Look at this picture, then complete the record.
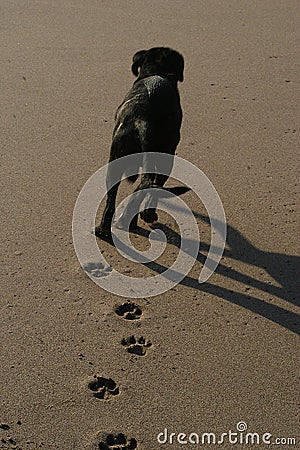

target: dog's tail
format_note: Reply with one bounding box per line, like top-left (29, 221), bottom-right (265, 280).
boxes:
top-left (126, 178), bottom-right (190, 196)
top-left (162, 186), bottom-right (190, 196)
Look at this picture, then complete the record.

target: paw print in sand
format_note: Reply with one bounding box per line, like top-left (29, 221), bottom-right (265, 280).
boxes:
top-left (84, 262), bottom-right (112, 278)
top-left (98, 433), bottom-right (137, 450)
top-left (88, 376), bottom-right (119, 399)
top-left (121, 335), bottom-right (152, 356)
top-left (115, 302), bottom-right (142, 320)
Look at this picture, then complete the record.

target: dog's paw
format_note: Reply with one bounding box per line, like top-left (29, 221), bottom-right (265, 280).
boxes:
top-left (140, 209), bottom-right (158, 224)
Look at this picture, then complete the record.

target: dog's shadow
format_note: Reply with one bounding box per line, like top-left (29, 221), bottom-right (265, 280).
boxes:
top-left (103, 212), bottom-right (300, 335)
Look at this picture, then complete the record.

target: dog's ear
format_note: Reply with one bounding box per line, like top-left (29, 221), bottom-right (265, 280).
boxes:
top-left (177, 66), bottom-right (184, 82)
top-left (131, 50), bottom-right (147, 76)
top-left (175, 53), bottom-right (184, 82)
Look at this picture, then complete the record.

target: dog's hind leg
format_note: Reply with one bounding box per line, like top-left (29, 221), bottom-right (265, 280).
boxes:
top-left (130, 121), bottom-right (160, 224)
top-left (140, 152), bottom-right (175, 223)
top-left (116, 150), bottom-right (157, 230)
top-left (116, 156), bottom-right (156, 230)
top-left (136, 152), bottom-right (160, 224)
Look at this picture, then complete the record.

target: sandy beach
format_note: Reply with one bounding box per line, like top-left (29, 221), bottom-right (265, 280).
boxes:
top-left (1, 1), bottom-right (299, 449)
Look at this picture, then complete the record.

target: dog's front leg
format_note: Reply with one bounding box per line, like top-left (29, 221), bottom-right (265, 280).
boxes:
top-left (95, 157), bottom-right (122, 239)
top-left (95, 182), bottom-right (120, 239)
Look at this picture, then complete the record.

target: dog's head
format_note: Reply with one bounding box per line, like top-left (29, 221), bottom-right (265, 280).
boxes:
top-left (131, 47), bottom-right (184, 82)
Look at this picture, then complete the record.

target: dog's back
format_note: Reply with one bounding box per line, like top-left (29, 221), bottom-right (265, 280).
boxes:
top-left (112, 74), bottom-right (182, 160)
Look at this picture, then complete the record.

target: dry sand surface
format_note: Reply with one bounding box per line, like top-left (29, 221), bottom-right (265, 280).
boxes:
top-left (1, 0), bottom-right (299, 449)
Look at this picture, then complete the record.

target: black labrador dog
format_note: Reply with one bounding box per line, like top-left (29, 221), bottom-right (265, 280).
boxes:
top-left (95, 47), bottom-right (188, 239)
